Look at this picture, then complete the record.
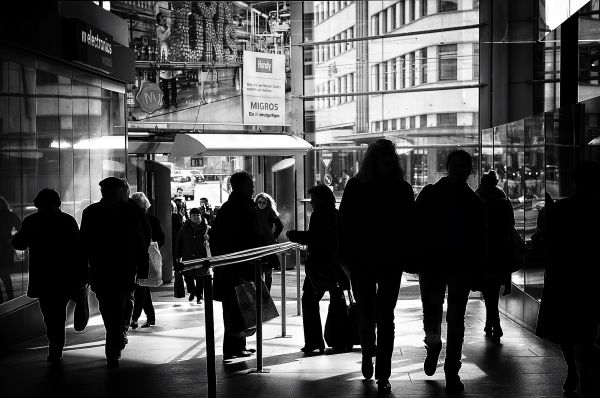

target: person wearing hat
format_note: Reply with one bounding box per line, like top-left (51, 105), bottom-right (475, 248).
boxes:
top-left (80, 177), bottom-right (151, 368)
top-left (12, 188), bottom-right (87, 363)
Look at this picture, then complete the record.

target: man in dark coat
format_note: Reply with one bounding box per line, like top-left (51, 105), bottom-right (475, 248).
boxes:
top-left (176, 207), bottom-right (208, 303)
top-left (11, 189), bottom-right (87, 363)
top-left (80, 177), bottom-right (151, 368)
top-left (209, 171), bottom-right (261, 359)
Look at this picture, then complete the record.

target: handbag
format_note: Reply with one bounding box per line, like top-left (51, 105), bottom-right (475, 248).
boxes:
top-left (73, 285), bottom-right (89, 332)
top-left (324, 287), bottom-right (353, 351)
top-left (174, 271), bottom-right (186, 298)
top-left (231, 281), bottom-right (279, 338)
top-left (138, 241), bottom-right (163, 287)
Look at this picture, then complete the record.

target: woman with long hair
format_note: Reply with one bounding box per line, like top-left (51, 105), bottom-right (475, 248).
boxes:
top-left (338, 139), bottom-right (415, 393)
top-left (254, 192), bottom-right (284, 291)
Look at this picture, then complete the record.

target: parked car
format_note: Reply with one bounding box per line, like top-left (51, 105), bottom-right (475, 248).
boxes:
top-left (190, 169), bottom-right (205, 183)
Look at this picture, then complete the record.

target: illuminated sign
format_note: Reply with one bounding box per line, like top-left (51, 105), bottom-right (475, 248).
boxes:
top-left (71, 19), bottom-right (113, 73)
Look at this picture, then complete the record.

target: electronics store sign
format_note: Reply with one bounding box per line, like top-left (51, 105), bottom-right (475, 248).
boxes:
top-left (72, 20), bottom-right (113, 73)
top-left (243, 51), bottom-right (285, 126)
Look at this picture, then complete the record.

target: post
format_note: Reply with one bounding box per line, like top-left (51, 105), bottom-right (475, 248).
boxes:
top-left (203, 269), bottom-right (217, 398)
top-left (255, 259), bottom-right (263, 372)
top-left (281, 253), bottom-right (286, 337)
top-left (296, 248), bottom-right (301, 316)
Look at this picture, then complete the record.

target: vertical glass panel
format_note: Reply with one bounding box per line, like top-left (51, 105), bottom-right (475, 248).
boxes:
top-left (73, 80), bottom-right (90, 222)
top-left (88, 85), bottom-right (103, 203)
top-left (36, 69), bottom-right (60, 196)
top-left (58, 76), bottom-right (75, 217)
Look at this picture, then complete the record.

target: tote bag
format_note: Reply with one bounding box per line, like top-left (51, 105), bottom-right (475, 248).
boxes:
top-left (231, 281), bottom-right (279, 337)
top-left (138, 241), bottom-right (163, 287)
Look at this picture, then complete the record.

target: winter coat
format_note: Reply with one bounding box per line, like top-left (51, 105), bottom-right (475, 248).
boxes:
top-left (536, 196), bottom-right (600, 344)
top-left (11, 210), bottom-right (87, 298)
top-left (175, 219), bottom-right (207, 277)
top-left (415, 176), bottom-right (486, 276)
top-left (80, 199), bottom-right (151, 295)
top-left (255, 207), bottom-right (284, 246)
top-left (148, 214), bottom-right (165, 248)
top-left (338, 176), bottom-right (415, 271)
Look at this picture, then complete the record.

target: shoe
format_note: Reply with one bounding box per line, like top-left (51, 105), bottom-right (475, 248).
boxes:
top-left (46, 354), bottom-right (62, 364)
top-left (197, 298), bottom-right (203, 304)
top-left (361, 354), bottom-right (374, 379)
top-left (484, 323), bottom-right (493, 338)
top-left (563, 370), bottom-right (579, 393)
top-left (106, 359), bottom-right (120, 369)
top-left (377, 380), bottom-right (391, 394)
top-left (162, 102), bottom-right (170, 110)
top-left (120, 335), bottom-right (128, 350)
top-left (300, 345), bottom-right (325, 354)
top-left (141, 321), bottom-right (155, 328)
top-left (130, 321), bottom-right (138, 330)
top-left (424, 340), bottom-right (442, 376)
top-left (491, 325), bottom-right (503, 343)
top-left (245, 348), bottom-right (256, 354)
top-left (188, 293), bottom-right (195, 302)
top-left (445, 374), bottom-right (464, 394)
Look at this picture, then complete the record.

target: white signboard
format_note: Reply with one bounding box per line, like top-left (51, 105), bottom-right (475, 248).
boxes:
top-left (243, 51), bottom-right (286, 126)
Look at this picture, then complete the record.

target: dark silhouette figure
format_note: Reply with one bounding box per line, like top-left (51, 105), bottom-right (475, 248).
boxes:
top-left (287, 184), bottom-right (339, 355)
top-left (176, 207), bottom-right (208, 304)
top-left (338, 139), bottom-right (415, 394)
top-left (415, 150), bottom-right (485, 393)
top-left (254, 192), bottom-right (284, 290)
top-left (130, 193), bottom-right (165, 329)
top-left (171, 200), bottom-right (184, 265)
top-left (536, 161), bottom-right (600, 395)
top-left (209, 171), bottom-right (261, 360)
top-left (475, 171), bottom-right (515, 343)
top-left (0, 196), bottom-right (21, 303)
top-left (11, 189), bottom-right (87, 363)
top-left (80, 177), bottom-right (151, 368)
top-left (199, 197), bottom-right (215, 226)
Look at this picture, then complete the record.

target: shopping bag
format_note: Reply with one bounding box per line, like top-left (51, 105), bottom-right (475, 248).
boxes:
top-left (174, 271), bottom-right (186, 298)
top-left (138, 241), bottom-right (163, 287)
top-left (73, 285), bottom-right (89, 332)
top-left (231, 281), bottom-right (279, 337)
top-left (324, 287), bottom-right (353, 351)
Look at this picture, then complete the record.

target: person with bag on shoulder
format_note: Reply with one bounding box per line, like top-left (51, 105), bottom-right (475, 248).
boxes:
top-left (209, 171), bottom-right (262, 360)
top-left (175, 207), bottom-right (208, 304)
top-left (254, 192), bottom-right (284, 290)
top-left (129, 192), bottom-right (165, 329)
top-left (11, 189), bottom-right (88, 363)
top-left (337, 139), bottom-right (415, 394)
top-left (287, 184), bottom-right (339, 355)
top-left (475, 171), bottom-right (515, 343)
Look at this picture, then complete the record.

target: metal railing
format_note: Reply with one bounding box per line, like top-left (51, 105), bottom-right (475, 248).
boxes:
top-left (180, 242), bottom-right (304, 398)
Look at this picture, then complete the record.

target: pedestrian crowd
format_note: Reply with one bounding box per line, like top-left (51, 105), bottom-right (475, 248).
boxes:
top-left (4, 139), bottom-right (599, 396)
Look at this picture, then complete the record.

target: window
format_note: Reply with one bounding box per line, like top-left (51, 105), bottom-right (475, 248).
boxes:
top-left (399, 56), bottom-right (405, 88)
top-left (391, 119), bottom-right (397, 130)
top-left (390, 4), bottom-right (396, 30)
top-left (341, 30), bottom-right (347, 52)
top-left (335, 34), bottom-right (341, 56)
top-left (372, 65), bottom-right (379, 91)
top-left (383, 120), bottom-right (389, 130)
top-left (439, 44), bottom-right (458, 80)
top-left (400, 118), bottom-right (406, 129)
top-left (410, 52), bottom-right (416, 86)
top-left (379, 63), bottom-right (385, 91)
top-left (381, 9), bottom-right (387, 33)
top-left (438, 0), bottom-right (458, 12)
top-left (348, 73), bottom-right (354, 100)
top-left (375, 121), bottom-right (381, 131)
top-left (420, 114), bottom-right (428, 128)
top-left (422, 0), bottom-right (428, 16)
top-left (383, 61), bottom-right (389, 90)
top-left (389, 60), bottom-right (396, 90)
top-left (315, 4), bottom-right (320, 23)
top-left (410, 0), bottom-right (415, 21)
top-left (437, 113), bottom-right (458, 126)
top-left (421, 48), bottom-right (428, 84)
top-left (474, 0), bottom-right (479, 9)
top-left (372, 14), bottom-right (379, 36)
top-left (399, 0), bottom-right (405, 26)
top-left (410, 116), bottom-right (416, 129)
top-left (473, 43), bottom-right (479, 80)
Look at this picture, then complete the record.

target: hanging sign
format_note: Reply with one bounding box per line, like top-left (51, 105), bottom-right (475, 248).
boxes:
top-left (70, 19), bottom-right (113, 73)
top-left (243, 51), bottom-right (286, 126)
top-left (322, 151), bottom-right (333, 168)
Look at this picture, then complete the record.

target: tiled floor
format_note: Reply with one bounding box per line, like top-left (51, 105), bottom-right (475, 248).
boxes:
top-left (0, 278), bottom-right (595, 398)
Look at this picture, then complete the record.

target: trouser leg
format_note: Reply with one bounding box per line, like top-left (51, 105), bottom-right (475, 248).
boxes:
top-left (301, 279), bottom-right (325, 348)
top-left (222, 290), bottom-right (246, 356)
top-left (374, 270), bottom-right (402, 381)
top-left (123, 291), bottom-right (134, 332)
top-left (142, 287), bottom-right (155, 323)
top-left (98, 293), bottom-right (130, 360)
top-left (184, 274), bottom-right (195, 294)
top-left (195, 276), bottom-right (204, 299)
top-left (482, 280), bottom-right (501, 326)
top-left (170, 78), bottom-right (177, 104)
top-left (38, 295), bottom-right (70, 357)
top-left (263, 268), bottom-right (273, 292)
top-left (350, 270), bottom-right (377, 356)
top-left (443, 276), bottom-right (470, 375)
top-left (132, 284), bottom-right (145, 322)
top-left (419, 273), bottom-right (446, 346)
top-left (161, 78), bottom-right (171, 106)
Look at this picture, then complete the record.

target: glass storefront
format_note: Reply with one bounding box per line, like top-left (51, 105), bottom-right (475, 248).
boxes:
top-left (0, 55), bottom-right (127, 304)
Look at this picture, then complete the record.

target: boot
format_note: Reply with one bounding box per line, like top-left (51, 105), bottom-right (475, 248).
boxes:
top-left (445, 374), bottom-right (465, 394)
top-left (424, 340), bottom-right (442, 376)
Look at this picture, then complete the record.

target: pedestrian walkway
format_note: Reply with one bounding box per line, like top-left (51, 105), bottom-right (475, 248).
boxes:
top-left (0, 284), bottom-right (584, 398)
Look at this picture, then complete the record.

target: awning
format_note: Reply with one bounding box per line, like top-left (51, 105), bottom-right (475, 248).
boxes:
top-left (170, 133), bottom-right (312, 157)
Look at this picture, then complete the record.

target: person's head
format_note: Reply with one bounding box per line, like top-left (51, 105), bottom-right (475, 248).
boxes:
top-left (357, 139), bottom-right (405, 183)
top-left (130, 192), bottom-right (151, 212)
top-left (480, 170), bottom-right (499, 187)
top-left (157, 12), bottom-right (166, 27)
top-left (446, 150), bottom-right (472, 182)
top-left (307, 184), bottom-right (336, 212)
top-left (33, 188), bottom-right (61, 212)
top-left (189, 207), bottom-right (201, 224)
top-left (200, 197), bottom-right (209, 206)
top-left (229, 171), bottom-right (254, 198)
top-left (99, 177), bottom-right (126, 203)
top-left (255, 192), bottom-right (278, 214)
top-left (573, 160), bottom-right (600, 199)
top-left (176, 187), bottom-right (183, 197)
top-left (0, 196), bottom-right (11, 213)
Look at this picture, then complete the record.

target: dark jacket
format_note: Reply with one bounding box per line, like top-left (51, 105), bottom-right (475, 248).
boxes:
top-left (80, 199), bottom-right (151, 295)
top-left (176, 219), bottom-right (208, 261)
top-left (209, 191), bottom-right (261, 297)
top-left (255, 207), bottom-right (284, 245)
top-left (148, 213), bottom-right (165, 248)
top-left (11, 210), bottom-right (87, 298)
top-left (475, 184), bottom-right (515, 278)
top-left (338, 176), bottom-right (415, 270)
top-left (415, 177), bottom-right (486, 275)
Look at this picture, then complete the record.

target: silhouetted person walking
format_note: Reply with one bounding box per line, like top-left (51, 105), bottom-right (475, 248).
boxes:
top-left (338, 139), bottom-right (415, 394)
top-left (536, 161), bottom-right (600, 395)
top-left (475, 171), bottom-right (515, 343)
top-left (11, 189), bottom-right (87, 363)
top-left (130, 192), bottom-right (165, 329)
top-left (210, 171), bottom-right (261, 359)
top-left (176, 207), bottom-right (208, 304)
top-left (415, 150), bottom-right (485, 393)
top-left (80, 177), bottom-right (151, 368)
top-left (0, 196), bottom-right (21, 303)
top-left (287, 184), bottom-right (339, 355)
top-left (254, 192), bottom-right (284, 290)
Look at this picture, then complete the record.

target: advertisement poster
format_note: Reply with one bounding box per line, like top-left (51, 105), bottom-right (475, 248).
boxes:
top-left (243, 51), bottom-right (286, 126)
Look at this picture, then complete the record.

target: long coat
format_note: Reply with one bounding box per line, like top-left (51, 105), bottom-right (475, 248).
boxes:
top-left (11, 210), bottom-right (87, 298)
top-left (175, 219), bottom-right (208, 277)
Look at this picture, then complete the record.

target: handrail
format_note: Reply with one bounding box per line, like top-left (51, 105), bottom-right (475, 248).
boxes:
top-left (179, 242), bottom-right (304, 398)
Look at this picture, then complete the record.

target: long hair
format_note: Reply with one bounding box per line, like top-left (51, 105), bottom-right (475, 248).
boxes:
top-left (356, 139), bottom-right (405, 183)
top-left (255, 192), bottom-right (279, 216)
top-left (307, 184), bottom-right (336, 210)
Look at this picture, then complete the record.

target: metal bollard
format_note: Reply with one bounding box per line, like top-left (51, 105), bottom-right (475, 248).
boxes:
top-left (255, 260), bottom-right (263, 372)
top-left (296, 249), bottom-right (302, 316)
top-left (281, 252), bottom-right (286, 337)
top-left (202, 268), bottom-right (217, 398)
